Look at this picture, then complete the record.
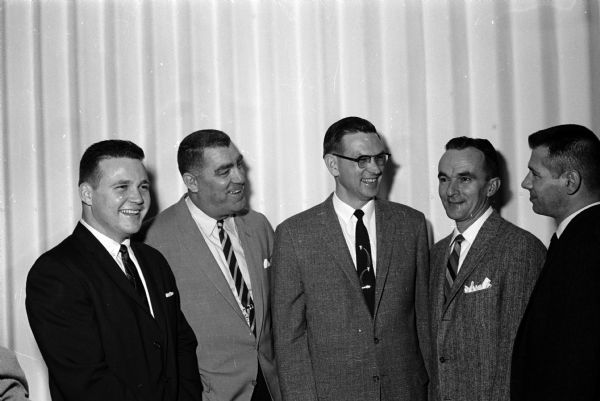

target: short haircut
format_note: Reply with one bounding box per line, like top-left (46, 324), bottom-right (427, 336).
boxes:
top-left (177, 129), bottom-right (232, 175)
top-left (323, 116), bottom-right (379, 157)
top-left (79, 140), bottom-right (145, 187)
top-left (444, 136), bottom-right (500, 180)
top-left (528, 124), bottom-right (600, 191)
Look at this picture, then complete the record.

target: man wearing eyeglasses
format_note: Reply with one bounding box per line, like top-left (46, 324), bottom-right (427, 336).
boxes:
top-left (271, 116), bottom-right (430, 401)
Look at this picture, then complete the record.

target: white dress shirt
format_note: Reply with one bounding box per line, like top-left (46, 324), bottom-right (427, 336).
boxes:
top-left (185, 196), bottom-right (253, 318)
top-left (332, 193), bottom-right (378, 273)
top-left (448, 206), bottom-right (493, 273)
top-left (80, 219), bottom-right (155, 317)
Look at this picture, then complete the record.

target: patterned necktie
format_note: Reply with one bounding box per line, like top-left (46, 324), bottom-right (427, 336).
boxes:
top-left (445, 234), bottom-right (464, 300)
top-left (217, 219), bottom-right (255, 334)
top-left (119, 244), bottom-right (149, 310)
top-left (354, 209), bottom-right (376, 316)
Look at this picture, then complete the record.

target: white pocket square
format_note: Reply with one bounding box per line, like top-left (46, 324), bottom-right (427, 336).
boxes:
top-left (165, 291), bottom-right (174, 298)
top-left (464, 277), bottom-right (492, 293)
top-left (263, 258), bottom-right (271, 269)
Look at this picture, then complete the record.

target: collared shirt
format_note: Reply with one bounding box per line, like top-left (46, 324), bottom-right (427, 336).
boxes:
top-left (556, 201), bottom-right (600, 238)
top-left (185, 196), bottom-right (253, 315)
top-left (79, 219), bottom-right (155, 317)
top-left (332, 193), bottom-right (377, 273)
top-left (448, 206), bottom-right (493, 273)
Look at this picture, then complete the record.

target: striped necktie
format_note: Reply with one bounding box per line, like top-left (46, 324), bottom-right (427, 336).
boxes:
top-left (217, 219), bottom-right (255, 335)
top-left (445, 234), bottom-right (464, 300)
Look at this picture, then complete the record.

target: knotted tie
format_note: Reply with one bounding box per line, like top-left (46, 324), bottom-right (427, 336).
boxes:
top-left (445, 234), bottom-right (464, 300)
top-left (217, 219), bottom-right (255, 334)
top-left (354, 209), bottom-right (376, 316)
top-left (119, 244), bottom-right (149, 310)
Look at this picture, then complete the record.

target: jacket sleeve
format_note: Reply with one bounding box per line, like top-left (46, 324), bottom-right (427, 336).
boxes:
top-left (0, 346), bottom-right (30, 401)
top-left (25, 256), bottom-right (140, 401)
top-left (270, 223), bottom-right (319, 401)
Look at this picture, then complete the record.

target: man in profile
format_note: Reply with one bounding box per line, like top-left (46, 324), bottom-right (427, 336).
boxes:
top-left (512, 124), bottom-right (600, 401)
top-left (429, 137), bottom-right (545, 401)
top-left (26, 140), bottom-right (202, 401)
top-left (271, 116), bottom-right (429, 400)
top-left (145, 130), bottom-right (281, 401)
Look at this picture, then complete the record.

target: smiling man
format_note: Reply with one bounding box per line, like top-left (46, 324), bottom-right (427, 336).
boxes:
top-left (271, 116), bottom-right (430, 401)
top-left (26, 140), bottom-right (202, 401)
top-left (511, 125), bottom-right (600, 401)
top-left (429, 137), bottom-right (545, 401)
top-left (144, 130), bottom-right (281, 401)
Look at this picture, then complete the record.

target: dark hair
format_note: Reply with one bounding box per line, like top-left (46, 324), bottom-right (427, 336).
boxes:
top-left (323, 116), bottom-right (379, 157)
top-left (528, 124), bottom-right (600, 191)
top-left (79, 140), bottom-right (145, 186)
top-left (177, 129), bottom-right (231, 175)
top-left (445, 136), bottom-right (500, 179)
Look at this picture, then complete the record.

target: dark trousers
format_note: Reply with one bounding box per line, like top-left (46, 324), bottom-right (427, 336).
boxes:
top-left (250, 363), bottom-right (271, 401)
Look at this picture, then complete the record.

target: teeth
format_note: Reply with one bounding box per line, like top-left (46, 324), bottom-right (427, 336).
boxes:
top-left (363, 178), bottom-right (377, 183)
top-left (120, 210), bottom-right (140, 215)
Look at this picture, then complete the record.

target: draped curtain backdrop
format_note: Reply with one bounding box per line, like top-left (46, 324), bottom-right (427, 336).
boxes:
top-left (2, 0), bottom-right (599, 398)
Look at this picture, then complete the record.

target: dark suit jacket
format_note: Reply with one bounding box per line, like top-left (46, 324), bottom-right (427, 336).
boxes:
top-left (271, 195), bottom-right (430, 401)
top-left (429, 211), bottom-right (545, 401)
top-left (144, 196), bottom-right (281, 401)
top-left (26, 223), bottom-right (202, 401)
top-left (511, 204), bottom-right (600, 401)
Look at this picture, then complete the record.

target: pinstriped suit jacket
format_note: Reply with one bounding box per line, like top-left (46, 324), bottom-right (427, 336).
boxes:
top-left (271, 195), bottom-right (430, 401)
top-left (429, 211), bottom-right (545, 401)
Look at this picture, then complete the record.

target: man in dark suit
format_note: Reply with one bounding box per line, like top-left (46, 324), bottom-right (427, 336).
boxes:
top-left (26, 140), bottom-right (202, 401)
top-left (144, 130), bottom-right (281, 401)
top-left (511, 124), bottom-right (600, 401)
top-left (429, 137), bottom-right (545, 401)
top-left (271, 116), bottom-right (430, 401)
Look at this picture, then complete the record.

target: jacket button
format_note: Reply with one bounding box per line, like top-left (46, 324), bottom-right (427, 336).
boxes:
top-left (439, 356), bottom-right (447, 363)
top-left (372, 375), bottom-right (380, 382)
top-left (153, 341), bottom-right (161, 349)
top-left (374, 337), bottom-right (380, 344)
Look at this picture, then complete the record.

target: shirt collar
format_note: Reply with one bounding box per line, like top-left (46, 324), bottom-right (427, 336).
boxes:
top-left (332, 192), bottom-right (375, 225)
top-left (185, 196), bottom-right (234, 238)
top-left (556, 201), bottom-right (600, 238)
top-left (451, 206), bottom-right (493, 245)
top-left (79, 218), bottom-right (128, 259)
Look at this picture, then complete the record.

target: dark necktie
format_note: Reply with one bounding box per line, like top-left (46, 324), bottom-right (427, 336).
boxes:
top-left (119, 244), bottom-right (149, 310)
top-left (445, 234), bottom-right (464, 300)
top-left (217, 219), bottom-right (255, 335)
top-left (354, 209), bottom-right (376, 316)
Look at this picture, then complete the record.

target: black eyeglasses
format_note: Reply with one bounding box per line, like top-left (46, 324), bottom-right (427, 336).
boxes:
top-left (332, 152), bottom-right (391, 169)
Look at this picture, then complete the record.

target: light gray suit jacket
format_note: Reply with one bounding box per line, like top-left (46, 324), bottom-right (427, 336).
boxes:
top-left (145, 196), bottom-right (281, 401)
top-left (429, 211), bottom-right (545, 401)
top-left (271, 195), bottom-right (430, 401)
top-left (0, 346), bottom-right (29, 401)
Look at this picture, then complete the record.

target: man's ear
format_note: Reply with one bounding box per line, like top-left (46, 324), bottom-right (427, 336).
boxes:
top-left (79, 183), bottom-right (93, 206)
top-left (486, 177), bottom-right (501, 198)
top-left (564, 170), bottom-right (582, 195)
top-left (182, 172), bottom-right (198, 192)
top-left (324, 154), bottom-right (339, 178)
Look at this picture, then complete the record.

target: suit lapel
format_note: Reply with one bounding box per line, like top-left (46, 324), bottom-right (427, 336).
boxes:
top-left (374, 200), bottom-right (393, 316)
top-left (442, 211), bottom-right (502, 316)
top-left (131, 243), bottom-right (167, 334)
top-left (434, 234), bottom-right (453, 320)
top-left (320, 197), bottom-right (362, 289)
top-left (173, 198), bottom-right (247, 323)
top-left (235, 214), bottom-right (265, 339)
top-left (73, 224), bottom-right (159, 322)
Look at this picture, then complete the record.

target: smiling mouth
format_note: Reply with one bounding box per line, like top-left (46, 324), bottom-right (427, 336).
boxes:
top-left (362, 177), bottom-right (379, 184)
top-left (228, 187), bottom-right (245, 196)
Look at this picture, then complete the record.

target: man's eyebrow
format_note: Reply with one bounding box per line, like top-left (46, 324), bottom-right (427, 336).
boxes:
top-left (214, 162), bottom-right (234, 173)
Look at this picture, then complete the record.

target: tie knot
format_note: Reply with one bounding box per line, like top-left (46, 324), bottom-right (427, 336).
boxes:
top-left (354, 209), bottom-right (365, 220)
top-left (119, 244), bottom-right (129, 257)
top-left (454, 234), bottom-right (465, 245)
top-left (217, 219), bottom-right (225, 230)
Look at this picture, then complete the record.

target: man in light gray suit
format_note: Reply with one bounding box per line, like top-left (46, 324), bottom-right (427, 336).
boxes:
top-left (145, 130), bottom-right (281, 401)
top-left (271, 116), bottom-right (430, 401)
top-left (429, 137), bottom-right (545, 401)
